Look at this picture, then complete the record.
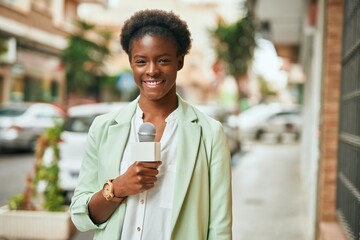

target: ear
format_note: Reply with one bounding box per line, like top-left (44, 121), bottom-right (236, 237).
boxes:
top-left (177, 55), bottom-right (185, 70)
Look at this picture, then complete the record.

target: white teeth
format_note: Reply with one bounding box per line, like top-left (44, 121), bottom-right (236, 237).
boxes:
top-left (146, 81), bottom-right (162, 86)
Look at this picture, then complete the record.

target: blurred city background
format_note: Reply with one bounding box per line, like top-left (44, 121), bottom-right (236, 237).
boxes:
top-left (0, 0), bottom-right (357, 240)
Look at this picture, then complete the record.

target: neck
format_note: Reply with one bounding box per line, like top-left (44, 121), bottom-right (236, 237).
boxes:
top-left (138, 95), bottom-right (178, 122)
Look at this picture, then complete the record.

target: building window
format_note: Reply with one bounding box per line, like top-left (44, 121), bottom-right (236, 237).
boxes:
top-left (1, 0), bottom-right (31, 13)
top-left (31, 0), bottom-right (52, 15)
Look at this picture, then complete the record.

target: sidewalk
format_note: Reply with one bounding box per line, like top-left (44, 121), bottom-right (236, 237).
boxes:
top-left (232, 142), bottom-right (307, 240)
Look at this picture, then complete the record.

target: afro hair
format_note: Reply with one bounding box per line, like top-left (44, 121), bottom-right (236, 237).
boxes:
top-left (120, 9), bottom-right (192, 56)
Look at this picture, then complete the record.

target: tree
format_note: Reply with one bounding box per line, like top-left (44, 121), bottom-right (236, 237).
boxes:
top-left (0, 39), bottom-right (7, 55)
top-left (210, 1), bottom-right (257, 100)
top-left (61, 20), bottom-right (112, 98)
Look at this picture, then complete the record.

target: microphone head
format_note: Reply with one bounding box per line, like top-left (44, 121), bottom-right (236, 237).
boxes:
top-left (138, 122), bottom-right (156, 142)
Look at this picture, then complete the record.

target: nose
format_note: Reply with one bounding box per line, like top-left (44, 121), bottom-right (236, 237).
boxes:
top-left (146, 62), bottom-right (160, 76)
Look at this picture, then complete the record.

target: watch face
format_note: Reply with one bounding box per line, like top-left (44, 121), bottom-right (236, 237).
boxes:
top-left (104, 183), bottom-right (111, 194)
top-left (103, 181), bottom-right (114, 200)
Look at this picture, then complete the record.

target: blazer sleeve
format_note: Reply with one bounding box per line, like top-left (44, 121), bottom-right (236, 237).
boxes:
top-left (70, 117), bottom-right (108, 232)
top-left (208, 121), bottom-right (233, 240)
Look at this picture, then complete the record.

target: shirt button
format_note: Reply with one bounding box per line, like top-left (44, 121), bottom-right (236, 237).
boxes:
top-left (137, 227), bottom-right (141, 231)
top-left (140, 199), bottom-right (144, 204)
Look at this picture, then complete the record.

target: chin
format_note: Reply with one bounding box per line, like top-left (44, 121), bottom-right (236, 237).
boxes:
top-left (143, 92), bottom-right (175, 102)
top-left (141, 93), bottom-right (163, 101)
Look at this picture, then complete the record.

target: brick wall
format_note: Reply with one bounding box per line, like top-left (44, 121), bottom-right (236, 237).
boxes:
top-left (317, 0), bottom-right (346, 239)
top-left (318, 0), bottom-right (342, 223)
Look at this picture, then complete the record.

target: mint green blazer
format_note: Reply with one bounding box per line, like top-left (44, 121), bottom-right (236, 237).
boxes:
top-left (70, 95), bottom-right (232, 240)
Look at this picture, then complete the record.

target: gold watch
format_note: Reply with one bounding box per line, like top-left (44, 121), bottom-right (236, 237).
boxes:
top-left (102, 179), bottom-right (127, 203)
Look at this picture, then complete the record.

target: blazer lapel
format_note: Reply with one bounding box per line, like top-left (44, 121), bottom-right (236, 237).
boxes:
top-left (104, 124), bottom-right (130, 178)
top-left (101, 99), bottom-right (138, 180)
top-left (171, 97), bottom-right (201, 229)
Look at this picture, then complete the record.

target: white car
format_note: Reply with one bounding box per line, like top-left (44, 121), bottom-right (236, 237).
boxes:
top-left (59, 102), bottom-right (128, 201)
top-left (237, 103), bottom-right (302, 142)
top-left (193, 103), bottom-right (241, 156)
top-left (0, 102), bottom-right (65, 151)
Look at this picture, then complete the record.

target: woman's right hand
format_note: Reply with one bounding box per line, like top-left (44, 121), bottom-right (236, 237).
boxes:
top-left (112, 161), bottom-right (162, 197)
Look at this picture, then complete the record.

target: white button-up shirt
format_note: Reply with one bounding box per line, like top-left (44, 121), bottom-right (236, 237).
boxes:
top-left (120, 105), bottom-right (178, 240)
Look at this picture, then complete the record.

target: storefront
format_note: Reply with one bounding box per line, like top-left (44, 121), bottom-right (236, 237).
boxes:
top-left (0, 46), bottom-right (65, 105)
top-left (10, 48), bottom-right (64, 103)
top-left (0, 1), bottom-right (69, 106)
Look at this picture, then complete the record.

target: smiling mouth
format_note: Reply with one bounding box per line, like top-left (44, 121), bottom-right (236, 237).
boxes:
top-left (142, 80), bottom-right (165, 86)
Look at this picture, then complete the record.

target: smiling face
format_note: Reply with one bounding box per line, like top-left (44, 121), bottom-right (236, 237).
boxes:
top-left (129, 35), bottom-right (184, 104)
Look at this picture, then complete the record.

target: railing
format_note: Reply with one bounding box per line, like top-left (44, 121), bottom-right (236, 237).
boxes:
top-left (337, 1), bottom-right (360, 239)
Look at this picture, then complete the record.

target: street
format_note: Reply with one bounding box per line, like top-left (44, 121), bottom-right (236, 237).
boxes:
top-left (0, 151), bottom-right (34, 206)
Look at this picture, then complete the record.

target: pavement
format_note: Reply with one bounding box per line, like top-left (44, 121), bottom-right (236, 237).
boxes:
top-left (73, 140), bottom-right (308, 240)
top-left (232, 141), bottom-right (307, 240)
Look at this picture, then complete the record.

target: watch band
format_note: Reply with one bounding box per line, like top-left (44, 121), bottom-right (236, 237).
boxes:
top-left (112, 196), bottom-right (127, 203)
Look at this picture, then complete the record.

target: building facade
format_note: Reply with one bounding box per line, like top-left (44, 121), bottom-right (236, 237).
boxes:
top-left (320, 0), bottom-right (360, 239)
top-left (301, 0), bottom-right (359, 239)
top-left (256, 0), bottom-right (359, 239)
top-left (300, 0), bottom-right (358, 239)
top-left (0, 0), bottom-right (106, 106)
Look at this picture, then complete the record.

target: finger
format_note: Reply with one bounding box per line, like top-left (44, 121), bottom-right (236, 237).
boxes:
top-left (135, 179), bottom-right (156, 193)
top-left (138, 183), bottom-right (155, 193)
top-left (140, 168), bottom-right (159, 177)
top-left (144, 182), bottom-right (155, 189)
top-left (133, 165), bottom-right (159, 176)
top-left (145, 167), bottom-right (159, 175)
top-left (139, 161), bottom-right (162, 169)
top-left (137, 175), bottom-right (157, 184)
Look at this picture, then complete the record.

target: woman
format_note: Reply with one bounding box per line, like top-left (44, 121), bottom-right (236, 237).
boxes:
top-left (70, 9), bottom-right (232, 240)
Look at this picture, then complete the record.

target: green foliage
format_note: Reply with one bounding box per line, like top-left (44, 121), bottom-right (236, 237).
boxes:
top-left (8, 193), bottom-right (24, 210)
top-left (61, 20), bottom-right (112, 95)
top-left (101, 75), bottom-right (117, 88)
top-left (210, 3), bottom-right (257, 79)
top-left (8, 123), bottom-right (66, 212)
top-left (0, 39), bottom-right (7, 55)
top-left (35, 123), bottom-right (64, 212)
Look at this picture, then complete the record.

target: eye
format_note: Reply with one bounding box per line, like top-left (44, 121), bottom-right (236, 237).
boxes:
top-left (159, 58), bottom-right (170, 64)
top-left (134, 59), bottom-right (146, 65)
top-left (135, 60), bottom-right (145, 65)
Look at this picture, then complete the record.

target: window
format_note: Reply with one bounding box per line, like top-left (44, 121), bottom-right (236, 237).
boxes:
top-left (1, 0), bottom-right (31, 13)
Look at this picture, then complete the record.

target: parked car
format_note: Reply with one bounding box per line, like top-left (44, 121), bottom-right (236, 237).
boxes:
top-left (237, 103), bottom-right (302, 142)
top-left (59, 102), bottom-right (128, 201)
top-left (260, 109), bottom-right (302, 140)
top-left (193, 103), bottom-right (241, 156)
top-left (0, 102), bottom-right (65, 151)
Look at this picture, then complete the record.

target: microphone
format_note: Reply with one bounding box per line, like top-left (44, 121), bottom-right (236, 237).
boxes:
top-left (138, 122), bottom-right (156, 142)
top-left (131, 122), bottom-right (161, 162)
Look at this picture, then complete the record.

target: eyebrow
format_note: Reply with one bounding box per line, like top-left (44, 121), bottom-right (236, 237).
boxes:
top-left (132, 53), bottom-right (174, 58)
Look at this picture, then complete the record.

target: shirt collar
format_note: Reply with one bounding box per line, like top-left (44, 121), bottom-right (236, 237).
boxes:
top-left (135, 104), bottom-right (179, 123)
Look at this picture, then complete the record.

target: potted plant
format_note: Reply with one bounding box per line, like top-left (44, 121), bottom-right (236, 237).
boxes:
top-left (0, 123), bottom-right (76, 240)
